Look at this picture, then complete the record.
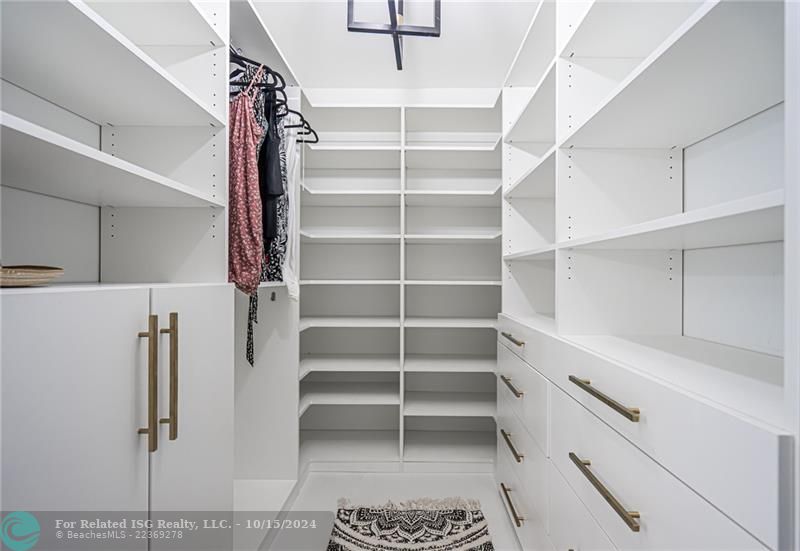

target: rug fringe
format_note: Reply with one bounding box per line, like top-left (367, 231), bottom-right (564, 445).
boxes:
top-left (337, 497), bottom-right (482, 511)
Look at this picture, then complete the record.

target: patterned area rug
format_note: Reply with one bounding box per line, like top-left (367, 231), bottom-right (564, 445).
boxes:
top-left (327, 498), bottom-right (494, 551)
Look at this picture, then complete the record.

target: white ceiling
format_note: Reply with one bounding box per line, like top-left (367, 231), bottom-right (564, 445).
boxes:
top-left (251, 0), bottom-right (539, 89)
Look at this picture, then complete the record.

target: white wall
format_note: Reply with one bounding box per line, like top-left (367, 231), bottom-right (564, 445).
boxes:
top-left (0, 187), bottom-right (99, 282)
top-left (682, 103), bottom-right (785, 355)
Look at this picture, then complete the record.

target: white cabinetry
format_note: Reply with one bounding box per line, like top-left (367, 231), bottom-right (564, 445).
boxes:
top-left (497, 2), bottom-right (796, 550)
top-left (1, 284), bottom-right (233, 516)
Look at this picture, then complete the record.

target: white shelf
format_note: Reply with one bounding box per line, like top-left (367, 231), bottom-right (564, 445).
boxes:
top-left (503, 245), bottom-right (557, 261)
top-left (1, 113), bottom-right (224, 208)
top-left (299, 382), bottom-right (400, 416)
top-left (504, 145), bottom-right (556, 199)
top-left (405, 231), bottom-right (502, 244)
top-left (302, 187), bottom-right (401, 196)
top-left (562, 1), bottom-right (784, 148)
top-left (566, 334), bottom-right (785, 429)
top-left (404, 392), bottom-right (496, 417)
top-left (403, 431), bottom-right (496, 463)
top-left (405, 137), bottom-right (502, 152)
top-left (563, 190), bottom-right (784, 251)
top-left (1, 1), bottom-right (223, 126)
top-left (300, 430), bottom-right (400, 463)
top-left (300, 280), bottom-right (401, 286)
top-left (299, 317), bottom-right (401, 331)
top-left (299, 355), bottom-right (401, 379)
top-left (504, 60), bottom-right (556, 144)
top-left (259, 282), bottom-right (286, 288)
top-left (559, 0), bottom-right (703, 59)
top-left (404, 318), bottom-right (497, 329)
top-left (230, 0), bottom-right (299, 86)
top-left (308, 142), bottom-right (402, 151)
top-left (300, 229), bottom-right (401, 244)
top-left (499, 312), bottom-right (558, 338)
top-left (405, 280), bottom-right (502, 287)
top-left (405, 190), bottom-right (500, 208)
top-left (87, 0), bottom-right (224, 47)
top-left (404, 355), bottom-right (496, 373)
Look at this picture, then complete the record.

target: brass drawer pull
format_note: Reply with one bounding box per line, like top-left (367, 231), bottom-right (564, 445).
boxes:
top-left (500, 429), bottom-right (524, 463)
top-left (159, 312), bottom-right (179, 441)
top-left (569, 375), bottom-right (640, 422)
top-left (138, 314), bottom-right (159, 453)
top-left (501, 331), bottom-right (525, 347)
top-left (569, 452), bottom-right (641, 532)
top-left (500, 483), bottom-right (524, 527)
top-left (500, 375), bottom-right (524, 398)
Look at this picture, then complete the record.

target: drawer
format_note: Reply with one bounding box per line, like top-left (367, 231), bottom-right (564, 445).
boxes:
top-left (497, 314), bottom-right (546, 368)
top-left (550, 387), bottom-right (767, 550)
top-left (548, 460), bottom-right (615, 551)
top-left (496, 446), bottom-right (553, 551)
top-left (497, 342), bottom-right (549, 455)
top-left (552, 337), bottom-right (790, 549)
top-left (496, 407), bottom-right (547, 520)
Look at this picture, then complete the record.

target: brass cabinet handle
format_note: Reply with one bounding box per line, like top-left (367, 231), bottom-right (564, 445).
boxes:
top-left (569, 375), bottom-right (640, 422)
top-left (569, 452), bottom-right (641, 532)
top-left (159, 312), bottom-right (179, 441)
top-left (500, 429), bottom-right (524, 463)
top-left (501, 331), bottom-right (525, 347)
top-left (500, 375), bottom-right (524, 398)
top-left (500, 483), bottom-right (524, 527)
top-left (138, 314), bottom-right (159, 453)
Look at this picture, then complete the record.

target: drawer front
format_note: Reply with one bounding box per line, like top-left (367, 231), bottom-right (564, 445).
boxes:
top-left (496, 448), bottom-right (553, 551)
top-left (496, 407), bottom-right (547, 519)
top-left (552, 338), bottom-right (789, 549)
top-left (548, 461), bottom-right (615, 551)
top-left (497, 343), bottom-right (549, 455)
top-left (550, 387), bottom-right (767, 550)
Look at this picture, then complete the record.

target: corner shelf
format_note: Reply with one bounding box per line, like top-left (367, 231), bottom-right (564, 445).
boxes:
top-left (1, 112), bottom-right (224, 208)
top-left (405, 231), bottom-right (502, 244)
top-left (1, 0), bottom-right (223, 126)
top-left (403, 431), bottom-right (496, 463)
top-left (404, 391), bottom-right (496, 417)
top-left (404, 318), bottom-right (497, 329)
top-left (561, 1), bottom-right (784, 148)
top-left (300, 430), bottom-right (400, 463)
top-left (404, 355), bottom-right (496, 373)
top-left (299, 382), bottom-right (400, 416)
top-left (300, 229), bottom-right (401, 244)
top-left (299, 317), bottom-right (401, 331)
top-left (299, 355), bottom-right (401, 379)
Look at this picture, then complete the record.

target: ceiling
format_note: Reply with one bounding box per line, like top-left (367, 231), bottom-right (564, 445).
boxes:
top-left (252, 0), bottom-right (539, 89)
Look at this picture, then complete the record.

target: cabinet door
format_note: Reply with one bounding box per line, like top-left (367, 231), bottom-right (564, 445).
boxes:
top-left (149, 284), bottom-right (234, 512)
top-left (1, 287), bottom-right (150, 515)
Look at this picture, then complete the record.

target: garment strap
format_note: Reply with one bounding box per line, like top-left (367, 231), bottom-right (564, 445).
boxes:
top-left (245, 65), bottom-right (265, 97)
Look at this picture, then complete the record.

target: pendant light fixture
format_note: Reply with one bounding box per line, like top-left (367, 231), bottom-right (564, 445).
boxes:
top-left (347, 0), bottom-right (441, 70)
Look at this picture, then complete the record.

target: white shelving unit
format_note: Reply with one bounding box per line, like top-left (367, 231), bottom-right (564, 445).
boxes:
top-left (499, 2), bottom-right (796, 549)
top-left (0, 0), bottom-right (228, 285)
top-left (298, 100), bottom-right (501, 469)
top-left (1, 1), bottom-right (224, 127)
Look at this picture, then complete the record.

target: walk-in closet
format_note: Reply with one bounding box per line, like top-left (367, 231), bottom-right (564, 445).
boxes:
top-left (1, 1), bottom-right (798, 550)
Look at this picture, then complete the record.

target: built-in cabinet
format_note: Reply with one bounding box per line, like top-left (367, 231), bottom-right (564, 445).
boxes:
top-left (1, 285), bottom-right (233, 514)
top-left (0, 1), bottom-right (235, 542)
top-left (496, 1), bottom-right (797, 550)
